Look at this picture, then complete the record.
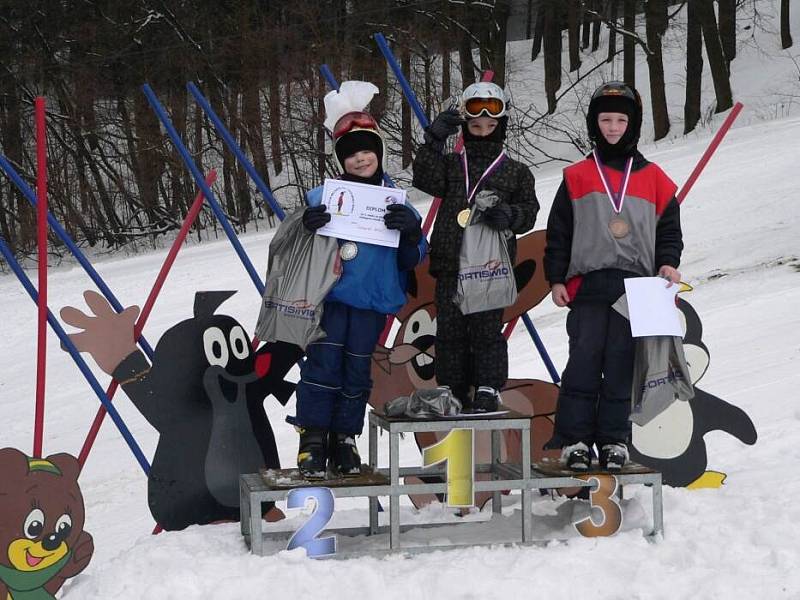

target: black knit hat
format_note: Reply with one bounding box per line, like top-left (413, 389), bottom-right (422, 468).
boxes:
top-left (586, 82), bottom-right (643, 157)
top-left (334, 129), bottom-right (384, 169)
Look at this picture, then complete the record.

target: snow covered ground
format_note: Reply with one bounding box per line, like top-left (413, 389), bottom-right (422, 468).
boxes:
top-left (3, 2), bottom-right (800, 596)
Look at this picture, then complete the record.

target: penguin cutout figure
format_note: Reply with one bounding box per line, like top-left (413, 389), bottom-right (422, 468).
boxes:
top-left (630, 292), bottom-right (757, 487)
top-left (62, 290), bottom-right (303, 530)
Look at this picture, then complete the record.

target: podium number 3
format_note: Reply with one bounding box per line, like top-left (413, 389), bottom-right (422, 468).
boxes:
top-left (286, 487), bottom-right (336, 557)
top-left (573, 474), bottom-right (623, 537)
top-left (422, 428), bottom-right (475, 507)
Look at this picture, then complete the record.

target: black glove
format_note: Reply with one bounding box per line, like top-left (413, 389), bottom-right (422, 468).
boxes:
top-left (302, 204), bottom-right (331, 232)
top-left (481, 202), bottom-right (514, 231)
top-left (423, 108), bottom-right (465, 151)
top-left (384, 204), bottom-right (422, 243)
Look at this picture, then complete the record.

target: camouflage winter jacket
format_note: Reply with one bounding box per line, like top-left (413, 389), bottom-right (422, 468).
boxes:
top-left (412, 139), bottom-right (539, 276)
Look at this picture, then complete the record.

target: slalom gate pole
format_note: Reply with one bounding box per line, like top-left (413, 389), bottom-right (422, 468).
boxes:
top-left (142, 84), bottom-right (265, 296)
top-left (0, 235), bottom-right (151, 474)
top-left (78, 171), bottom-right (218, 468)
top-left (0, 156), bottom-right (156, 360)
top-left (33, 97), bottom-right (47, 458)
top-left (677, 102), bottom-right (743, 204)
top-left (373, 33), bottom-right (429, 128)
top-left (521, 313), bottom-right (560, 383)
top-left (186, 82), bottom-right (286, 221)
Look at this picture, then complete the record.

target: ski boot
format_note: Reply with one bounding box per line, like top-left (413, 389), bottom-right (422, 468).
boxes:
top-left (470, 386), bottom-right (501, 413)
top-left (297, 427), bottom-right (328, 480)
top-left (599, 442), bottom-right (629, 472)
top-left (329, 432), bottom-right (362, 477)
top-left (561, 441), bottom-right (591, 471)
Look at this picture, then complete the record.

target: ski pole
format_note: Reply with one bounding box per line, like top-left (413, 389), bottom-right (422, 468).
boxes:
top-left (0, 156), bottom-right (156, 360)
top-left (77, 171), bottom-right (217, 468)
top-left (142, 83), bottom-right (265, 296)
top-left (186, 82), bottom-right (286, 221)
top-left (0, 235), bottom-right (151, 475)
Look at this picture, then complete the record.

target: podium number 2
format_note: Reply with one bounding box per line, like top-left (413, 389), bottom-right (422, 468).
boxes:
top-left (286, 487), bottom-right (336, 557)
top-left (573, 474), bottom-right (623, 537)
top-left (422, 428), bottom-right (475, 507)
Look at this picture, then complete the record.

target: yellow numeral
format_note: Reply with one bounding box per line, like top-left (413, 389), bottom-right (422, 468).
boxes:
top-left (422, 428), bottom-right (475, 507)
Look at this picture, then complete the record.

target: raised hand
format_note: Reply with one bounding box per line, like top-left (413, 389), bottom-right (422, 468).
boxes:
top-left (60, 290), bottom-right (140, 375)
top-left (384, 204), bottom-right (422, 243)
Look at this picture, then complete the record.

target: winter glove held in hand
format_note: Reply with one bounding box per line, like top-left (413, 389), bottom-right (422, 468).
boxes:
top-left (384, 204), bottom-right (422, 243)
top-left (481, 202), bottom-right (514, 231)
top-left (423, 108), bottom-right (465, 151)
top-left (302, 204), bottom-right (331, 232)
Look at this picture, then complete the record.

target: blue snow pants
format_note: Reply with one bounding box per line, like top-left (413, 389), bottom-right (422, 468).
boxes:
top-left (294, 301), bottom-right (387, 435)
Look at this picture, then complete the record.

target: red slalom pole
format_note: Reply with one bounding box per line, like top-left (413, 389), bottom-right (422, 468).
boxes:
top-left (78, 170), bottom-right (217, 468)
top-left (677, 102), bottom-right (743, 204)
top-left (33, 97), bottom-right (47, 458)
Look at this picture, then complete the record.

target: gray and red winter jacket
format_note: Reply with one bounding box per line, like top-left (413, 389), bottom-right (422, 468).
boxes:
top-left (413, 139), bottom-right (539, 277)
top-left (544, 151), bottom-right (683, 295)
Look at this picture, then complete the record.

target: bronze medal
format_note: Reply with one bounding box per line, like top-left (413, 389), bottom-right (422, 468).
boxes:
top-left (608, 216), bottom-right (630, 239)
top-left (457, 208), bottom-right (471, 228)
top-left (340, 242), bottom-right (358, 261)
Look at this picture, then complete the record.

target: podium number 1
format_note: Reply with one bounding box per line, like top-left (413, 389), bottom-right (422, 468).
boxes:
top-left (422, 428), bottom-right (475, 507)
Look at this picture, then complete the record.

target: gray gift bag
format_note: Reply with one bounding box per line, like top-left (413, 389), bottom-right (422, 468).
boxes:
top-left (612, 294), bottom-right (694, 426)
top-left (453, 221), bottom-right (517, 315)
top-left (255, 208), bottom-right (341, 350)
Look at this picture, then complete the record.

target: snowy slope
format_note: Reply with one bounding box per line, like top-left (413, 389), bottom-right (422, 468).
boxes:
top-left (2, 1), bottom-right (800, 597)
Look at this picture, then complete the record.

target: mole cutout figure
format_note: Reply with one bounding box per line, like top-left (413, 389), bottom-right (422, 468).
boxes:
top-left (370, 230), bottom-right (562, 508)
top-left (630, 291), bottom-right (757, 487)
top-left (61, 290), bottom-right (303, 530)
top-left (0, 449), bottom-right (94, 600)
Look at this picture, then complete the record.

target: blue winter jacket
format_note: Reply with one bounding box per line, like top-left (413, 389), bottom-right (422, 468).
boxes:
top-left (306, 186), bottom-right (427, 315)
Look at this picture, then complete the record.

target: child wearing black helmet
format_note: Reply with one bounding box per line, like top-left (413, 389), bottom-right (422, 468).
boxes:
top-left (544, 82), bottom-right (683, 471)
top-left (413, 82), bottom-right (539, 413)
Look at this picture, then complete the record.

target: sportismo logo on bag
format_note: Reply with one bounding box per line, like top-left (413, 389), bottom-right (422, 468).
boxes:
top-left (641, 368), bottom-right (685, 393)
top-left (263, 298), bottom-right (316, 320)
top-left (457, 259), bottom-right (511, 282)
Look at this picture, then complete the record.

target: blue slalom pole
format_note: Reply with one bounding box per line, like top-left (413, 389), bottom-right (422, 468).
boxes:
top-left (373, 33), bottom-right (430, 129)
top-left (186, 82), bottom-right (286, 222)
top-left (318, 65), bottom-right (395, 188)
top-left (142, 84), bottom-right (265, 297)
top-left (0, 156), bottom-right (156, 360)
top-left (0, 236), bottom-right (151, 474)
top-left (521, 313), bottom-right (560, 384)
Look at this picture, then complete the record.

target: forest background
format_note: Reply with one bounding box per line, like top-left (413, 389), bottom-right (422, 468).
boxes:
top-left (0, 0), bottom-right (795, 259)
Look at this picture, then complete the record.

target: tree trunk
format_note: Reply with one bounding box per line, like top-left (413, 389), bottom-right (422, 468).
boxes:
top-left (531, 3), bottom-right (545, 61)
top-left (401, 43), bottom-right (412, 168)
top-left (592, 0), bottom-right (603, 52)
top-left (718, 0), bottom-right (736, 64)
top-left (568, 0), bottom-right (582, 72)
top-left (242, 80), bottom-right (274, 220)
top-left (268, 64), bottom-right (283, 175)
top-left (646, 0), bottom-right (669, 140)
top-left (459, 23), bottom-right (476, 87)
top-left (607, 0), bottom-right (618, 63)
top-left (781, 0), bottom-right (793, 49)
top-left (623, 0), bottom-right (636, 87)
top-left (544, 0), bottom-right (563, 113)
top-left (697, 0), bottom-right (733, 112)
top-left (684, 0), bottom-right (703, 133)
top-left (581, 0), bottom-right (592, 50)
top-left (442, 36), bottom-right (451, 102)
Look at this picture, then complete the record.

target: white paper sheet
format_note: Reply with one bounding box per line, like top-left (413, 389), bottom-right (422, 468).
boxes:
top-left (316, 178), bottom-right (406, 248)
top-left (623, 277), bottom-right (683, 337)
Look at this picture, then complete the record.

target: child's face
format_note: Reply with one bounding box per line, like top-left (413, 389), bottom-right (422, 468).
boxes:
top-left (343, 150), bottom-right (379, 178)
top-left (466, 116), bottom-right (498, 138)
top-left (597, 112), bottom-right (629, 145)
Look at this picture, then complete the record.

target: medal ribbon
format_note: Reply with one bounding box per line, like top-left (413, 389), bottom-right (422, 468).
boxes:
top-left (592, 150), bottom-right (633, 214)
top-left (461, 150), bottom-right (507, 205)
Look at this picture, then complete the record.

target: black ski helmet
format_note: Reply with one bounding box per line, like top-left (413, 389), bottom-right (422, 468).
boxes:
top-left (586, 81), bottom-right (643, 156)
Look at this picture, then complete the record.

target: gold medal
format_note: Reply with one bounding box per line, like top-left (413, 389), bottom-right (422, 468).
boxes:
top-left (608, 217), bottom-right (630, 239)
top-left (457, 208), bottom-right (471, 228)
top-left (339, 242), bottom-right (358, 261)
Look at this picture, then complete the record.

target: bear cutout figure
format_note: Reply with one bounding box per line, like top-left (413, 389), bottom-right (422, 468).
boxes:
top-left (0, 449), bottom-right (94, 600)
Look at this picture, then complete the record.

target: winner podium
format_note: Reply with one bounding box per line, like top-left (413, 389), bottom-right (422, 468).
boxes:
top-left (240, 409), bottom-right (663, 557)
